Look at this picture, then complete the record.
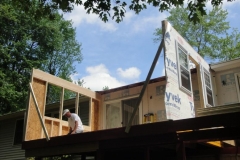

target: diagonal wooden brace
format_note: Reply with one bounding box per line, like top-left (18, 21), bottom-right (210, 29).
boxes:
top-left (125, 39), bottom-right (164, 133)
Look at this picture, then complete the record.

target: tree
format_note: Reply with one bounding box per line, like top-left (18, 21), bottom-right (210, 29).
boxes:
top-left (12, 0), bottom-right (234, 24)
top-left (154, 6), bottom-right (240, 60)
top-left (0, 0), bottom-right (82, 115)
top-left (102, 86), bottom-right (110, 91)
top-left (211, 28), bottom-right (240, 61)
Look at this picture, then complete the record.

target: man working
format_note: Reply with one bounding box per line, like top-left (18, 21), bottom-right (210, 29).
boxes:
top-left (62, 109), bottom-right (84, 134)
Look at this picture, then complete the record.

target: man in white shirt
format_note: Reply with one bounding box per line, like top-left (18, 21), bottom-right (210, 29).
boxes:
top-left (62, 109), bottom-right (84, 134)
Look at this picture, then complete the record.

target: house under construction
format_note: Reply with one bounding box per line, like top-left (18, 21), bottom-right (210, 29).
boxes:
top-left (19, 20), bottom-right (240, 160)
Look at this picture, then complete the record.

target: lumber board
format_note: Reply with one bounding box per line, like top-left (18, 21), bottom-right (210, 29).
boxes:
top-left (22, 111), bottom-right (240, 150)
top-left (32, 69), bottom-right (101, 101)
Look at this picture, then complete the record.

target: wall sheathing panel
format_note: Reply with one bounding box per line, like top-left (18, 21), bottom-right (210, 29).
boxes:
top-left (44, 119), bottom-right (52, 138)
top-left (52, 121), bottom-right (60, 137)
top-left (162, 20), bottom-right (210, 120)
top-left (142, 82), bottom-right (166, 123)
top-left (62, 126), bottom-right (69, 135)
top-left (25, 78), bottom-right (46, 141)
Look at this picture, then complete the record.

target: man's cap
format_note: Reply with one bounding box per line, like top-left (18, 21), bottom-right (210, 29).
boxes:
top-left (62, 109), bottom-right (69, 116)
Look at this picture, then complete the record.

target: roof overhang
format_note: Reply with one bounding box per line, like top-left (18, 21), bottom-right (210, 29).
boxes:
top-left (210, 58), bottom-right (240, 72)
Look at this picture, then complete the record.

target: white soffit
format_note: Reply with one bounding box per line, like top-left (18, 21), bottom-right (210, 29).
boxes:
top-left (210, 58), bottom-right (240, 72)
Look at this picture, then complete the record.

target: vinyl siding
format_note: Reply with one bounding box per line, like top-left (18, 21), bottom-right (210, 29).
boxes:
top-left (0, 118), bottom-right (25, 160)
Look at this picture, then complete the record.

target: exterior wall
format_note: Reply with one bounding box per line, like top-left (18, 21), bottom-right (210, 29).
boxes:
top-left (142, 80), bottom-right (166, 122)
top-left (214, 67), bottom-right (240, 106)
top-left (0, 118), bottom-right (25, 160)
top-left (102, 74), bottom-right (200, 129)
top-left (102, 80), bottom-right (167, 128)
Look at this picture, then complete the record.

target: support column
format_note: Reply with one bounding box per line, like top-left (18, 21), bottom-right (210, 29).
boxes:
top-left (81, 154), bottom-right (86, 160)
top-left (95, 150), bottom-right (104, 160)
top-left (176, 142), bottom-right (186, 160)
top-left (144, 147), bottom-right (150, 160)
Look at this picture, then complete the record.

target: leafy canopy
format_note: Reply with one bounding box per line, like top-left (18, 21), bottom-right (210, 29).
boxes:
top-left (13, 0), bottom-right (234, 24)
top-left (154, 6), bottom-right (240, 61)
top-left (0, 0), bottom-right (82, 115)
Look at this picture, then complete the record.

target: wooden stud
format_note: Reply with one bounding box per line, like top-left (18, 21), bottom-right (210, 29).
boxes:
top-left (32, 69), bottom-right (101, 101)
top-left (176, 142), bottom-right (186, 160)
top-left (75, 92), bottom-right (79, 114)
top-left (42, 82), bottom-right (48, 119)
top-left (90, 98), bottom-right (93, 131)
top-left (59, 87), bottom-right (64, 120)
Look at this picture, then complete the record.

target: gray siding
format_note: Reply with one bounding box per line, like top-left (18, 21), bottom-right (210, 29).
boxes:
top-left (0, 118), bottom-right (25, 160)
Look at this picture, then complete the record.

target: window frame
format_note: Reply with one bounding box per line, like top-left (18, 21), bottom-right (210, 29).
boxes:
top-left (121, 97), bottom-right (139, 127)
top-left (202, 67), bottom-right (214, 107)
top-left (13, 118), bottom-right (24, 145)
top-left (103, 95), bottom-right (140, 129)
top-left (176, 42), bottom-right (192, 95)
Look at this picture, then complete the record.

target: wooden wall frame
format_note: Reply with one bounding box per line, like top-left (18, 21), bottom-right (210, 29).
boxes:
top-left (24, 69), bottom-right (102, 141)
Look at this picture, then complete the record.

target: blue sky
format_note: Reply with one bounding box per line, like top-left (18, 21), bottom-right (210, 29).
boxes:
top-left (63, 0), bottom-right (240, 91)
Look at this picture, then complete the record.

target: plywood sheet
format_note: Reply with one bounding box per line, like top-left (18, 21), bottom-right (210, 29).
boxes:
top-left (52, 121), bottom-right (60, 137)
top-left (25, 78), bottom-right (46, 141)
top-left (62, 126), bottom-right (69, 135)
top-left (44, 119), bottom-right (52, 138)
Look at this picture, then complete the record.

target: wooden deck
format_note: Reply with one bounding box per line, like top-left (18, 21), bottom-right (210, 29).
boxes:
top-left (22, 111), bottom-right (240, 159)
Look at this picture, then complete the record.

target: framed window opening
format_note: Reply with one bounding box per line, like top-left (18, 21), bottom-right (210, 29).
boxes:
top-left (203, 68), bottom-right (214, 107)
top-left (122, 97), bottom-right (139, 127)
top-left (176, 42), bottom-right (192, 95)
top-left (104, 96), bottom-right (140, 129)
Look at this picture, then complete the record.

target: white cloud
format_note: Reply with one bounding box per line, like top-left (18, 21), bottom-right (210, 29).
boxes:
top-left (131, 12), bottom-right (168, 33)
top-left (123, 11), bottom-right (136, 23)
top-left (76, 64), bottom-right (126, 91)
top-left (117, 67), bottom-right (141, 79)
top-left (63, 5), bottom-right (117, 32)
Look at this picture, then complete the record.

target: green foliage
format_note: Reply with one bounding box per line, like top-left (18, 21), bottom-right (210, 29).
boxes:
top-left (211, 28), bottom-right (240, 61)
top-left (102, 86), bottom-right (109, 91)
top-left (0, 0), bottom-right (82, 115)
top-left (12, 0), bottom-right (234, 24)
top-left (154, 6), bottom-right (240, 61)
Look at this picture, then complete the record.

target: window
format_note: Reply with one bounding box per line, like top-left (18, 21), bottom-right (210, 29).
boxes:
top-left (122, 98), bottom-right (139, 127)
top-left (203, 69), bottom-right (214, 107)
top-left (176, 43), bottom-right (192, 93)
top-left (13, 119), bottom-right (24, 145)
top-left (106, 102), bottom-right (121, 129)
top-left (79, 101), bottom-right (90, 126)
top-left (61, 102), bottom-right (90, 125)
top-left (105, 97), bottom-right (139, 129)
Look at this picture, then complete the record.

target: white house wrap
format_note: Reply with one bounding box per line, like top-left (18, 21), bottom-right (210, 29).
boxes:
top-left (163, 21), bottom-right (211, 120)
